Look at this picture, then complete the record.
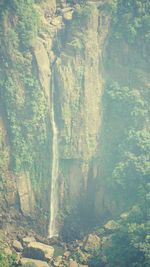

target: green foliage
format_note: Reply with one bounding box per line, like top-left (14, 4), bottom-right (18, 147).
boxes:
top-left (112, 0), bottom-right (150, 43)
top-left (0, 0), bottom-right (49, 219)
top-left (3, 26), bottom-right (19, 52)
top-left (0, 3), bottom-right (149, 267)
top-left (14, 1), bottom-right (39, 49)
top-left (1, 0), bottom-right (40, 50)
top-left (104, 82), bottom-right (150, 189)
top-left (102, 0), bottom-right (117, 14)
top-left (88, 206), bottom-right (150, 267)
top-left (71, 4), bottom-right (92, 31)
top-left (74, 5), bottom-right (91, 19)
top-left (108, 86), bottom-right (150, 200)
top-left (104, 207), bottom-right (150, 267)
top-left (97, 78), bottom-right (150, 266)
top-left (88, 248), bottom-right (104, 267)
top-left (2, 74), bottom-right (47, 173)
top-left (0, 252), bottom-right (16, 267)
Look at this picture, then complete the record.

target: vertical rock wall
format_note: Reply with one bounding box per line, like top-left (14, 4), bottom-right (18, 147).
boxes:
top-left (52, 4), bottom-right (110, 231)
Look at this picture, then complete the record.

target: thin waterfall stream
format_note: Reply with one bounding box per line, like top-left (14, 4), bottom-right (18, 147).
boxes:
top-left (48, 85), bottom-right (59, 238)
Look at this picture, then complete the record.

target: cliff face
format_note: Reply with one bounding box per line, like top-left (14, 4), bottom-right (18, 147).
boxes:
top-left (53, 4), bottom-right (110, 230)
top-left (0, 0), bottom-right (149, 238)
top-left (0, 0), bottom-right (110, 235)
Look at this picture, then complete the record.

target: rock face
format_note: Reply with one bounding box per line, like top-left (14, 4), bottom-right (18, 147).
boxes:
top-left (52, 4), bottom-right (110, 231)
top-left (56, 5), bottom-right (106, 161)
top-left (16, 174), bottom-right (35, 217)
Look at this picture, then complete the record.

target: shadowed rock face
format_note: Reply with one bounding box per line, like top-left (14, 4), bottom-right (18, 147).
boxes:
top-left (23, 241), bottom-right (54, 261)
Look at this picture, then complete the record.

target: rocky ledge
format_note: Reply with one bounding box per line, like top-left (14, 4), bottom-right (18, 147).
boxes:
top-left (1, 224), bottom-right (102, 267)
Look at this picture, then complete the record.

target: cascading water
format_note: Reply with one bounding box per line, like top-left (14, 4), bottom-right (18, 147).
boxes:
top-left (48, 85), bottom-right (59, 238)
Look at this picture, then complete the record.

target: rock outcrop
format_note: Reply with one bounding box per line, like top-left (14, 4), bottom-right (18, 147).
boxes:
top-left (12, 240), bottom-right (23, 252)
top-left (23, 241), bottom-right (54, 261)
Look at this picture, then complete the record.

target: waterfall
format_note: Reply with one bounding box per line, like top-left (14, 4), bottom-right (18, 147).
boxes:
top-left (48, 86), bottom-right (59, 238)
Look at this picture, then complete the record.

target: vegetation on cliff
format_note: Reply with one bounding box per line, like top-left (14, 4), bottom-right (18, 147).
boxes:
top-left (88, 1), bottom-right (150, 266)
top-left (0, 0), bottom-right (149, 267)
top-left (0, 0), bottom-right (50, 228)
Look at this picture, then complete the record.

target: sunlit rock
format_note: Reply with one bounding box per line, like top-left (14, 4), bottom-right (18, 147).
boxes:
top-left (20, 257), bottom-right (49, 267)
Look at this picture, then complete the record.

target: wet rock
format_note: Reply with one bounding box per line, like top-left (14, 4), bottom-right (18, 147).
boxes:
top-left (23, 241), bottom-right (54, 261)
top-left (13, 240), bottom-right (23, 252)
top-left (20, 257), bottom-right (49, 267)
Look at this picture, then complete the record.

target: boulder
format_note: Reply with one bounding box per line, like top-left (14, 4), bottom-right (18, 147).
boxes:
top-left (63, 251), bottom-right (71, 257)
top-left (23, 241), bottom-right (54, 261)
top-left (22, 236), bottom-right (36, 245)
top-left (20, 257), bottom-right (49, 267)
top-left (13, 240), bottom-right (23, 252)
top-left (69, 260), bottom-right (78, 267)
top-left (53, 256), bottom-right (62, 266)
top-left (83, 234), bottom-right (101, 252)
